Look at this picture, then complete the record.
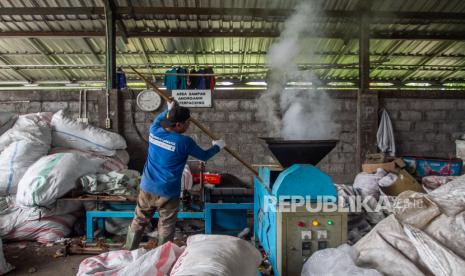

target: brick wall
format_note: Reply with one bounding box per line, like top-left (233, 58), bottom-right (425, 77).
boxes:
top-left (380, 97), bottom-right (463, 158)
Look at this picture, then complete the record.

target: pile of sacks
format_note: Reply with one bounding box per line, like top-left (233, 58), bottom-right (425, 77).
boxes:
top-left (0, 110), bottom-right (130, 244)
top-left (303, 174), bottom-right (465, 276)
top-left (77, 234), bottom-right (262, 276)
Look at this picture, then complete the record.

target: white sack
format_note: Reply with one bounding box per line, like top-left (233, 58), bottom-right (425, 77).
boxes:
top-left (353, 169), bottom-right (386, 199)
top-left (376, 109), bottom-right (395, 156)
top-left (0, 112), bottom-right (52, 152)
top-left (0, 239), bottom-right (14, 275)
top-left (49, 147), bottom-right (128, 173)
top-left (171, 234), bottom-right (262, 276)
top-left (16, 152), bottom-right (102, 207)
top-left (77, 242), bottom-right (183, 276)
top-left (0, 112), bottom-right (17, 137)
top-left (403, 224), bottom-right (465, 276)
top-left (2, 213), bottom-right (77, 244)
top-left (301, 244), bottom-right (381, 276)
top-left (51, 110), bottom-right (126, 156)
top-left (115, 150), bottom-right (130, 165)
top-left (429, 174), bottom-right (465, 217)
top-left (0, 141), bottom-right (49, 195)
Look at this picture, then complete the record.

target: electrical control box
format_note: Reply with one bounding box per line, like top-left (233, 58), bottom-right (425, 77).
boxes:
top-left (278, 209), bottom-right (347, 275)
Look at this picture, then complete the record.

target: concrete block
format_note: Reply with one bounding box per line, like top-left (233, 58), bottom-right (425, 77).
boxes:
top-left (382, 100), bottom-right (409, 111)
top-left (214, 100), bottom-right (239, 111)
top-left (414, 121), bottom-right (435, 131)
top-left (343, 100), bottom-right (357, 112)
top-left (432, 100), bottom-right (455, 110)
top-left (447, 111), bottom-right (465, 120)
top-left (200, 111), bottom-right (226, 122)
top-left (16, 102), bottom-right (41, 113)
top-left (455, 100), bottom-right (465, 110)
top-left (424, 132), bottom-right (448, 143)
top-left (228, 112), bottom-right (252, 122)
top-left (41, 101), bottom-right (69, 112)
top-left (239, 100), bottom-right (258, 111)
top-left (393, 121), bottom-right (412, 131)
top-left (425, 111), bottom-right (447, 120)
top-left (400, 110), bottom-right (422, 121)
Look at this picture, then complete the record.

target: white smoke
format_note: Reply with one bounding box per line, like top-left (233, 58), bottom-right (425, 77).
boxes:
top-left (257, 1), bottom-right (340, 140)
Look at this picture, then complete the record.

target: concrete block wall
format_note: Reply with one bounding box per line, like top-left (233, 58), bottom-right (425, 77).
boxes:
top-left (0, 90), bottom-right (99, 124)
top-left (4, 90), bottom-right (463, 186)
top-left (120, 91), bottom-right (358, 185)
top-left (380, 98), bottom-right (463, 158)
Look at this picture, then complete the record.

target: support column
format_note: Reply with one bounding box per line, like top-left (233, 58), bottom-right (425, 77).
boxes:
top-left (103, 0), bottom-right (121, 133)
top-left (356, 13), bottom-right (378, 170)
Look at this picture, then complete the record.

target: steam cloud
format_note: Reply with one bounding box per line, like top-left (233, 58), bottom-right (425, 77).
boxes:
top-left (257, 1), bottom-right (340, 140)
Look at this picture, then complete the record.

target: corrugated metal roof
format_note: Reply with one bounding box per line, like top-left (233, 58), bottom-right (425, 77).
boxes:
top-left (0, 0), bottom-right (464, 85)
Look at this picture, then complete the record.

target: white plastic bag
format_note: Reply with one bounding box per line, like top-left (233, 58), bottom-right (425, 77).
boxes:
top-left (16, 153), bottom-right (102, 207)
top-left (51, 110), bottom-right (126, 156)
top-left (171, 234), bottom-right (262, 276)
top-left (0, 239), bottom-right (14, 275)
top-left (353, 169), bottom-right (386, 199)
top-left (77, 242), bottom-right (183, 276)
top-left (301, 244), bottom-right (381, 276)
top-left (0, 141), bottom-right (49, 195)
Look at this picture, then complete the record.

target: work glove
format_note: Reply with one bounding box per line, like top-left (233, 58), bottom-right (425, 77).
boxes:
top-left (167, 100), bottom-right (176, 110)
top-left (212, 139), bottom-right (226, 149)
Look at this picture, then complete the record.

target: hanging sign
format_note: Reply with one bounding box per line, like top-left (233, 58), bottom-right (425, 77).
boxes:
top-left (172, 89), bottom-right (212, 108)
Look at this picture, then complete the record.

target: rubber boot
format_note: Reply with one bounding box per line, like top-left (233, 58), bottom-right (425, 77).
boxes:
top-left (157, 235), bottom-right (169, 246)
top-left (124, 227), bottom-right (144, 250)
top-left (157, 234), bottom-right (173, 246)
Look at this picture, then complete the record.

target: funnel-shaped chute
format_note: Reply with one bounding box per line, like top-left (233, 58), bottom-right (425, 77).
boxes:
top-left (261, 138), bottom-right (338, 168)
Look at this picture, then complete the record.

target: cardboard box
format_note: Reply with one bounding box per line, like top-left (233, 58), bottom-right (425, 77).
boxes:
top-left (362, 161), bottom-right (396, 173)
top-left (380, 169), bottom-right (425, 196)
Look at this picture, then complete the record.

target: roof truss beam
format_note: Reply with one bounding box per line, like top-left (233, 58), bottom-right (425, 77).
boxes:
top-left (1, 7), bottom-right (465, 21)
top-left (2, 30), bottom-right (465, 41)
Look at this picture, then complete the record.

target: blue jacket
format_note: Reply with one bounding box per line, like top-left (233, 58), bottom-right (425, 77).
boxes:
top-left (140, 110), bottom-right (220, 198)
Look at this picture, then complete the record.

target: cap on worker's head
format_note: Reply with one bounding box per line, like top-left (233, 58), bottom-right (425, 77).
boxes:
top-left (161, 106), bottom-right (191, 127)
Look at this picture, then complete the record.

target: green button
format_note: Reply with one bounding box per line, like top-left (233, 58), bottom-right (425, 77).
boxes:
top-left (327, 219), bottom-right (334, 225)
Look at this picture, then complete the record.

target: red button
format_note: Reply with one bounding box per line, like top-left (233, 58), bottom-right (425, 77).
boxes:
top-left (298, 221), bottom-right (306, 228)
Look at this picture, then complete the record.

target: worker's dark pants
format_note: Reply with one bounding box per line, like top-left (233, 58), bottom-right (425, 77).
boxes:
top-left (129, 190), bottom-right (180, 241)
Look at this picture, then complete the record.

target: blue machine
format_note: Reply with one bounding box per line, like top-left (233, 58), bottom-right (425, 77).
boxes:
top-left (254, 139), bottom-right (347, 276)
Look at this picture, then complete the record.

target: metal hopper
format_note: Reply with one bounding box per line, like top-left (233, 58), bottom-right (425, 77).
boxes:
top-left (261, 138), bottom-right (338, 167)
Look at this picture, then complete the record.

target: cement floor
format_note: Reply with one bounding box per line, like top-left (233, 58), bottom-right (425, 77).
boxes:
top-left (3, 242), bottom-right (87, 276)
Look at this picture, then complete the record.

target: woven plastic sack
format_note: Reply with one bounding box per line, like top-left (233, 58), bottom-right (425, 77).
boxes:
top-left (0, 141), bottom-right (49, 195)
top-left (301, 244), bottom-right (381, 276)
top-left (16, 153), bottom-right (102, 207)
top-left (0, 239), bottom-right (14, 275)
top-left (49, 147), bottom-right (127, 173)
top-left (0, 112), bottom-right (52, 152)
top-left (171, 234), bottom-right (262, 276)
top-left (77, 242), bottom-right (183, 276)
top-left (3, 213), bottom-right (76, 244)
top-left (51, 110), bottom-right (126, 156)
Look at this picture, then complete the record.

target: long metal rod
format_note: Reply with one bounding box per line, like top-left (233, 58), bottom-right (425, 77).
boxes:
top-left (130, 66), bottom-right (259, 176)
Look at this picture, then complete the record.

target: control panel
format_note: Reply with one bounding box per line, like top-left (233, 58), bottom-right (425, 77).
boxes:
top-left (281, 212), bottom-right (347, 276)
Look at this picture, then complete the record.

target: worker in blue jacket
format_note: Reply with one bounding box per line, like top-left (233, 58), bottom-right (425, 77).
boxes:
top-left (125, 100), bottom-right (225, 250)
